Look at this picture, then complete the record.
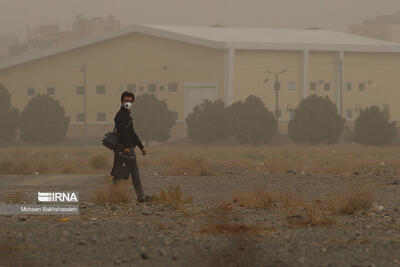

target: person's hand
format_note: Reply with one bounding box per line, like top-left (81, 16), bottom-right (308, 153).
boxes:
top-left (140, 148), bottom-right (147, 155)
top-left (124, 147), bottom-right (131, 155)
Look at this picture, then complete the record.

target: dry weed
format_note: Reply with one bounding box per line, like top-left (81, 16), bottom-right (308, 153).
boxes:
top-left (90, 154), bottom-right (109, 170)
top-left (151, 185), bottom-right (193, 209)
top-left (165, 154), bottom-right (214, 176)
top-left (233, 187), bottom-right (278, 209)
top-left (328, 190), bottom-right (375, 215)
top-left (93, 180), bottom-right (133, 204)
top-left (286, 205), bottom-right (336, 227)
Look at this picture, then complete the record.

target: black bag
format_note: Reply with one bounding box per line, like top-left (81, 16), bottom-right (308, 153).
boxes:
top-left (102, 126), bottom-right (119, 150)
top-left (111, 152), bottom-right (133, 179)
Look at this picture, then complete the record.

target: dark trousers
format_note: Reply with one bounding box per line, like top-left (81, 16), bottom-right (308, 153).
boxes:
top-left (111, 148), bottom-right (145, 201)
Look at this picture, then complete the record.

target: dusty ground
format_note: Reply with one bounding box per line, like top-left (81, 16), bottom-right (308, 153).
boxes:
top-left (1, 152), bottom-right (400, 266)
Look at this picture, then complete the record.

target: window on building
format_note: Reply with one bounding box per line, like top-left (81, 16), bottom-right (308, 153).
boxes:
top-left (97, 112), bottom-right (106, 122)
top-left (76, 86), bottom-right (85, 95)
top-left (288, 82), bottom-right (296, 91)
top-left (310, 82), bottom-right (317, 91)
top-left (126, 84), bottom-right (136, 93)
top-left (159, 85), bottom-right (165, 91)
top-left (288, 109), bottom-right (295, 120)
top-left (148, 83), bottom-right (157, 93)
top-left (76, 113), bottom-right (85, 123)
top-left (27, 88), bottom-right (35, 96)
top-left (168, 83), bottom-right (178, 92)
top-left (46, 87), bottom-right (55, 95)
top-left (96, 85), bottom-right (106, 94)
top-left (345, 109), bottom-right (352, 119)
top-left (359, 82), bottom-right (366, 92)
top-left (324, 82), bottom-right (331, 91)
top-left (345, 82), bottom-right (352, 92)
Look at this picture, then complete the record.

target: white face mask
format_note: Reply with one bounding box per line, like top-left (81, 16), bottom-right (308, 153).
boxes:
top-left (123, 101), bottom-right (133, 110)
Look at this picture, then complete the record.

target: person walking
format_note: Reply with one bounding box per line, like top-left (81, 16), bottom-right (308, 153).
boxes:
top-left (110, 91), bottom-right (152, 203)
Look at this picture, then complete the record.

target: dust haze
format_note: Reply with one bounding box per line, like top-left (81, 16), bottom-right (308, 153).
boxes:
top-left (1, 0), bottom-right (400, 37)
top-left (1, 1), bottom-right (400, 267)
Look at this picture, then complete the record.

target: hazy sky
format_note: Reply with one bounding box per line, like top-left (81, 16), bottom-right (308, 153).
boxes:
top-left (1, 0), bottom-right (400, 39)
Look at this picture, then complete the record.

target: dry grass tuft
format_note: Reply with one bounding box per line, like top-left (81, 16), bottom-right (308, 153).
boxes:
top-left (165, 154), bottom-right (214, 176)
top-left (199, 223), bottom-right (272, 235)
top-left (0, 160), bottom-right (13, 174)
top-left (3, 191), bottom-right (32, 204)
top-left (90, 154), bottom-right (109, 170)
top-left (328, 190), bottom-right (375, 215)
top-left (93, 180), bottom-right (133, 204)
top-left (286, 206), bottom-right (336, 227)
top-left (151, 185), bottom-right (193, 209)
top-left (61, 163), bottom-right (76, 174)
top-left (233, 187), bottom-right (278, 209)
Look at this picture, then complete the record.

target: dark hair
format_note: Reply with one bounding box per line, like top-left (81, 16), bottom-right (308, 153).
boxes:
top-left (120, 91), bottom-right (135, 103)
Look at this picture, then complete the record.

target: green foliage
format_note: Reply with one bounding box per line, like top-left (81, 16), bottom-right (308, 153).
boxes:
top-left (20, 94), bottom-right (70, 144)
top-left (185, 99), bottom-right (231, 144)
top-left (133, 93), bottom-right (176, 145)
top-left (354, 105), bottom-right (397, 146)
top-left (288, 94), bottom-right (345, 144)
top-left (0, 84), bottom-right (19, 141)
top-left (228, 95), bottom-right (277, 145)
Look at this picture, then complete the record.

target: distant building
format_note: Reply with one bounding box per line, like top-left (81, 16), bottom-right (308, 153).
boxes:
top-left (0, 34), bottom-right (19, 59)
top-left (0, 24), bottom-right (400, 140)
top-left (349, 12), bottom-right (400, 43)
top-left (7, 15), bottom-right (121, 57)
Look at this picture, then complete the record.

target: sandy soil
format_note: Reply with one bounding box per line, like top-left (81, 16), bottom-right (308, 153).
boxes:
top-left (1, 164), bottom-right (400, 267)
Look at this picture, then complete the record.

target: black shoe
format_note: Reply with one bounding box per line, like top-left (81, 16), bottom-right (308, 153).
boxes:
top-left (137, 194), bottom-right (153, 203)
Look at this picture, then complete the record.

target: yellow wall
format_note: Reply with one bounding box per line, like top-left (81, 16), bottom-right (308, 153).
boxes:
top-left (233, 50), bottom-right (303, 121)
top-left (0, 33), bottom-right (225, 138)
top-left (343, 52), bottom-right (400, 121)
top-left (233, 50), bottom-right (400, 131)
top-left (2, 32), bottom-right (400, 139)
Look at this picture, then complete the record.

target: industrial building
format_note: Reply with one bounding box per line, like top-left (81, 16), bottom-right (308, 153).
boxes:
top-left (1, 24), bottom-right (400, 140)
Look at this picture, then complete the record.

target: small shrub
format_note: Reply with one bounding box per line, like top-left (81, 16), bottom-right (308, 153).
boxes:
top-left (233, 188), bottom-right (278, 209)
top-left (0, 160), bottom-right (13, 174)
top-left (328, 191), bottom-right (374, 215)
top-left (151, 185), bottom-right (193, 209)
top-left (134, 93), bottom-right (177, 146)
top-left (354, 105), bottom-right (397, 146)
top-left (3, 191), bottom-right (31, 204)
top-left (228, 95), bottom-right (277, 145)
top-left (288, 94), bottom-right (345, 144)
top-left (166, 154), bottom-right (214, 176)
top-left (286, 206), bottom-right (336, 227)
top-left (199, 223), bottom-right (268, 235)
top-left (0, 84), bottom-right (19, 141)
top-left (20, 94), bottom-right (70, 144)
top-left (93, 181), bottom-right (133, 204)
top-left (90, 154), bottom-right (109, 170)
top-left (185, 99), bottom-right (231, 144)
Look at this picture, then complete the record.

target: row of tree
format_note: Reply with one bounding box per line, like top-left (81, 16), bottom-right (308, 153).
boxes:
top-left (0, 84), bottom-right (70, 144)
top-left (0, 84), bottom-right (176, 145)
top-left (185, 94), bottom-right (397, 146)
top-left (0, 82), bottom-right (397, 146)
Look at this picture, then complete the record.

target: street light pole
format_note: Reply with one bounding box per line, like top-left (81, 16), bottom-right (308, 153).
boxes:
top-left (266, 69), bottom-right (287, 119)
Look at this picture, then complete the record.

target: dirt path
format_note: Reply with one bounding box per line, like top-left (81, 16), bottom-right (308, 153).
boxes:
top-left (1, 166), bottom-right (400, 266)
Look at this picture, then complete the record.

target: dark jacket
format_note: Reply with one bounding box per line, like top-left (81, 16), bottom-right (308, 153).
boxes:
top-left (114, 106), bottom-right (144, 150)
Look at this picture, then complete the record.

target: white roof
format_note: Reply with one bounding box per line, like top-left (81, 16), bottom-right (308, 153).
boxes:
top-left (1, 24), bottom-right (400, 70)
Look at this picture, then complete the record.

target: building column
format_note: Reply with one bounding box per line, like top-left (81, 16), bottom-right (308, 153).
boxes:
top-left (301, 50), bottom-right (309, 100)
top-left (224, 48), bottom-right (235, 105)
top-left (337, 51), bottom-right (344, 115)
